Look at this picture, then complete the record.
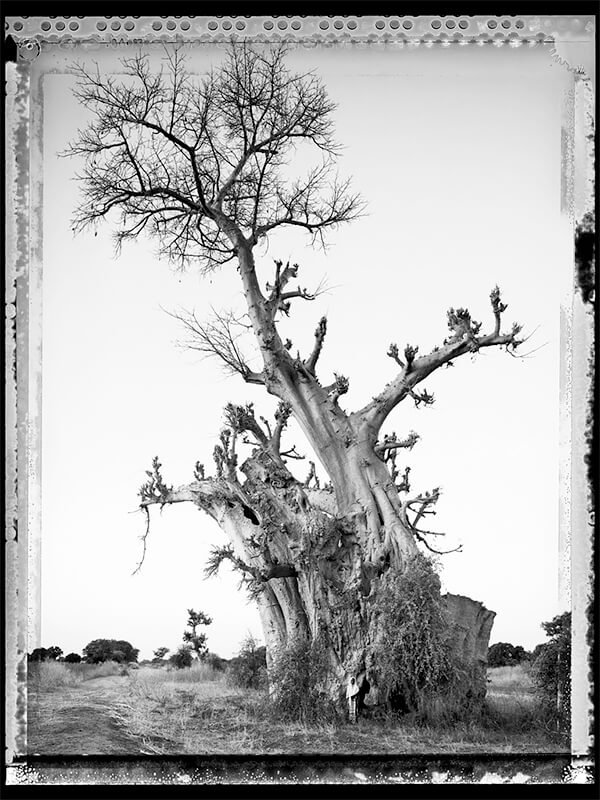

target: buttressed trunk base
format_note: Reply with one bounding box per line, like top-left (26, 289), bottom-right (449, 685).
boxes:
top-left (140, 421), bottom-right (496, 711)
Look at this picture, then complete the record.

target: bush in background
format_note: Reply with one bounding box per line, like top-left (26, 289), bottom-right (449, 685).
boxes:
top-left (488, 642), bottom-right (530, 668)
top-left (205, 651), bottom-right (227, 672)
top-left (28, 646), bottom-right (63, 662)
top-left (227, 635), bottom-right (267, 690)
top-left (82, 639), bottom-right (139, 664)
top-left (64, 652), bottom-right (82, 663)
top-left (153, 647), bottom-right (170, 662)
top-left (170, 645), bottom-right (194, 670)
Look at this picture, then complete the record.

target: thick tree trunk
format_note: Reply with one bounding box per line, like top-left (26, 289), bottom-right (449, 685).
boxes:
top-left (146, 431), bottom-right (495, 711)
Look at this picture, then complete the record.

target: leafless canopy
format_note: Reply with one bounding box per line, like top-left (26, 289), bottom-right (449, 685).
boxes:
top-left (67, 45), bottom-right (364, 271)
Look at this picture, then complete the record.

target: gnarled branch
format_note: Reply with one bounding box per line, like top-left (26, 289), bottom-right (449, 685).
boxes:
top-left (374, 430), bottom-right (420, 457)
top-left (305, 316), bottom-right (328, 375)
top-left (138, 456), bottom-right (173, 506)
top-left (400, 488), bottom-right (462, 556)
top-left (265, 260), bottom-right (328, 319)
top-left (324, 373), bottom-right (349, 406)
top-left (355, 286), bottom-right (524, 432)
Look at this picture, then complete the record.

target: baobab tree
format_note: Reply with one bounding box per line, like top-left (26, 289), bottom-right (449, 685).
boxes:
top-left (67, 44), bottom-right (524, 708)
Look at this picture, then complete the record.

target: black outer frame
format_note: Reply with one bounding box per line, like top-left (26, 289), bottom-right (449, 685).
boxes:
top-left (2, 0), bottom-right (597, 795)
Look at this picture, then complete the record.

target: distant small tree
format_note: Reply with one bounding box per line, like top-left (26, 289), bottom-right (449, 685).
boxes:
top-left (532, 611), bottom-right (571, 733)
top-left (64, 652), bottom-right (82, 663)
top-left (28, 646), bottom-right (63, 662)
top-left (28, 648), bottom-right (48, 663)
top-left (170, 645), bottom-right (193, 670)
top-left (488, 642), bottom-right (530, 668)
top-left (153, 647), bottom-right (170, 661)
top-left (182, 609), bottom-right (212, 660)
top-left (228, 634), bottom-right (267, 689)
top-left (83, 639), bottom-right (139, 664)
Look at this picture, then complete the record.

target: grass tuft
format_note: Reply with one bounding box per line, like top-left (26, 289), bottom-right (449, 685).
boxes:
top-left (28, 660), bottom-right (125, 691)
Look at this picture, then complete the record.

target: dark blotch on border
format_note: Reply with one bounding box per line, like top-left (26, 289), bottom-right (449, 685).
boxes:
top-left (575, 212), bottom-right (595, 304)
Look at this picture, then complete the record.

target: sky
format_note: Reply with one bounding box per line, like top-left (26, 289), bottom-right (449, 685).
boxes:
top-left (36, 41), bottom-right (571, 661)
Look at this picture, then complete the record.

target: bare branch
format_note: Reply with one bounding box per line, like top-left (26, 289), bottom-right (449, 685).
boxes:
top-left (305, 316), bottom-right (328, 375)
top-left (264, 260), bottom-right (328, 320)
top-left (204, 543), bottom-right (296, 582)
top-left (224, 402), bottom-right (269, 448)
top-left (271, 402), bottom-right (292, 454)
top-left (325, 373), bottom-right (349, 406)
top-left (204, 544), bottom-right (252, 579)
top-left (222, 401), bottom-right (298, 464)
top-left (396, 466), bottom-right (411, 494)
top-left (194, 461), bottom-right (206, 481)
top-left (132, 506), bottom-right (151, 576)
top-left (252, 167), bottom-right (365, 246)
top-left (168, 307), bottom-right (264, 385)
top-left (374, 430), bottom-right (420, 457)
top-left (399, 488), bottom-right (462, 556)
top-left (214, 428), bottom-right (239, 481)
top-left (355, 286), bottom-right (525, 432)
top-left (408, 388), bottom-right (435, 409)
top-left (138, 456), bottom-right (173, 506)
top-left (66, 44), bottom-right (363, 270)
top-left (280, 445), bottom-right (305, 461)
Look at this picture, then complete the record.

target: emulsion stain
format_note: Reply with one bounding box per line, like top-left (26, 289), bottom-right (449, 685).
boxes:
top-left (575, 212), bottom-right (595, 304)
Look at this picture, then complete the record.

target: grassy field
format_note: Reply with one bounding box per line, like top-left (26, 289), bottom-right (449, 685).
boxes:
top-left (28, 660), bottom-right (125, 691)
top-left (26, 660), bottom-right (565, 756)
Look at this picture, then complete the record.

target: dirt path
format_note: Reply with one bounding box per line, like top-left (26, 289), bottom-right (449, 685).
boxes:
top-left (28, 675), bottom-right (149, 755)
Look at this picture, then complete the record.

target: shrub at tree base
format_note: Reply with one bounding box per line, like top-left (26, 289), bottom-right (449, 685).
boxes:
top-left (269, 638), bottom-right (339, 724)
top-left (227, 635), bottom-right (267, 690)
top-left (370, 554), bottom-right (483, 723)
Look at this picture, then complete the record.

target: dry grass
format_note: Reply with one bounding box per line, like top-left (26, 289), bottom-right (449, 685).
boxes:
top-left (486, 664), bottom-right (539, 722)
top-left (68, 661), bottom-right (125, 680)
top-left (27, 661), bottom-right (565, 756)
top-left (488, 664), bottom-right (535, 691)
top-left (28, 660), bottom-right (124, 692)
top-left (110, 663), bottom-right (563, 755)
top-left (159, 662), bottom-right (223, 683)
top-left (28, 661), bottom-right (84, 691)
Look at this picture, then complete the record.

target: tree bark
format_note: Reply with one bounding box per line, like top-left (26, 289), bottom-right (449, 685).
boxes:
top-left (142, 430), bottom-right (495, 707)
